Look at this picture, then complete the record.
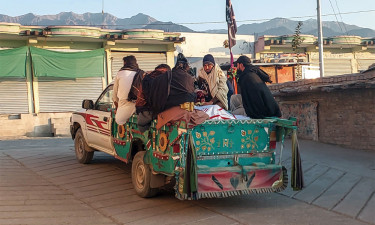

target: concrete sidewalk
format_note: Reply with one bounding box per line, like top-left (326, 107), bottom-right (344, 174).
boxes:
top-left (0, 137), bottom-right (374, 224)
top-left (280, 139), bottom-right (375, 224)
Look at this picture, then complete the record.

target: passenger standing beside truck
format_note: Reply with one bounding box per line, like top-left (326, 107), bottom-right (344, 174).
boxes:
top-left (112, 55), bottom-right (144, 124)
top-left (197, 54), bottom-right (229, 110)
top-left (235, 55), bottom-right (281, 119)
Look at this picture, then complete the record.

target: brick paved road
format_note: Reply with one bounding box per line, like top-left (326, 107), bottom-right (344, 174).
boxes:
top-left (0, 138), bottom-right (373, 225)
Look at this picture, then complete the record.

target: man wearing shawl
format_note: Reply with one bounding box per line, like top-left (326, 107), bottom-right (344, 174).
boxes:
top-left (154, 53), bottom-right (208, 129)
top-left (113, 55), bottom-right (144, 124)
top-left (197, 54), bottom-right (229, 110)
top-left (235, 55), bottom-right (281, 119)
top-left (136, 64), bottom-right (171, 132)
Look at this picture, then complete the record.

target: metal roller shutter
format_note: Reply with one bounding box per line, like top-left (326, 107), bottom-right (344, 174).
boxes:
top-left (0, 78), bottom-right (29, 114)
top-left (310, 58), bottom-right (352, 76)
top-left (38, 77), bottom-right (103, 112)
top-left (357, 59), bottom-right (375, 72)
top-left (111, 52), bottom-right (167, 78)
top-left (36, 48), bottom-right (104, 113)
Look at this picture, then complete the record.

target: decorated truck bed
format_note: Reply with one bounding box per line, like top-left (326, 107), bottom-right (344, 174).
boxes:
top-left (70, 84), bottom-right (302, 200)
top-left (113, 115), bottom-right (299, 200)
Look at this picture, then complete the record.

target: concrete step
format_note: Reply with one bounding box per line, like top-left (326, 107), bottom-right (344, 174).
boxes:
top-left (51, 117), bottom-right (70, 124)
top-left (53, 127), bottom-right (71, 137)
top-left (51, 117), bottom-right (71, 131)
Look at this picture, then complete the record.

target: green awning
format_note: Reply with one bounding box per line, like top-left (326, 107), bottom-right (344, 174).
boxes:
top-left (0, 47), bottom-right (28, 78)
top-left (30, 47), bottom-right (105, 78)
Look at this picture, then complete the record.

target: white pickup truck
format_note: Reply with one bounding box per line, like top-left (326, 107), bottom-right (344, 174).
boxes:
top-left (70, 83), bottom-right (302, 200)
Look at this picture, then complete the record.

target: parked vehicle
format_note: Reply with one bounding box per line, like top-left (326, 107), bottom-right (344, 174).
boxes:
top-left (70, 83), bottom-right (302, 200)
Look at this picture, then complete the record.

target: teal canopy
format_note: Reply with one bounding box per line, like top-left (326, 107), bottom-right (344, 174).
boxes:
top-left (30, 47), bottom-right (105, 78)
top-left (0, 47), bottom-right (28, 78)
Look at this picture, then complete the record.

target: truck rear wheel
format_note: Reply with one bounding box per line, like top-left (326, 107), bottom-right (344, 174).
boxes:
top-left (74, 128), bottom-right (94, 164)
top-left (132, 151), bottom-right (158, 198)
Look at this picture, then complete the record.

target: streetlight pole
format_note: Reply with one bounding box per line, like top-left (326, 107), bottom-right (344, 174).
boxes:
top-left (317, 0), bottom-right (324, 77)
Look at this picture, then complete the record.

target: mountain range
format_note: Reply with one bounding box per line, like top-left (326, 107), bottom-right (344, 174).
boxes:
top-left (1, 12), bottom-right (374, 37)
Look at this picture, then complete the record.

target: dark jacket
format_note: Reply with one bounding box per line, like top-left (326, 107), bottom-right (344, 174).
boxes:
top-left (164, 67), bottom-right (196, 110)
top-left (237, 65), bottom-right (281, 119)
top-left (143, 70), bottom-right (172, 116)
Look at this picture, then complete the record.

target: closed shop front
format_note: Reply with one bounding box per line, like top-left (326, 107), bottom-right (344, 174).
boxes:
top-left (37, 77), bottom-right (103, 112)
top-left (0, 47), bottom-right (30, 114)
top-left (311, 58), bottom-right (352, 76)
top-left (110, 51), bottom-right (167, 78)
top-left (0, 78), bottom-right (29, 114)
top-left (357, 59), bottom-right (375, 71)
top-left (30, 47), bottom-right (106, 112)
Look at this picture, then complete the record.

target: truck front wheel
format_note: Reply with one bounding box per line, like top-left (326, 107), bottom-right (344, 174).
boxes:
top-left (74, 128), bottom-right (94, 164)
top-left (131, 151), bottom-right (158, 198)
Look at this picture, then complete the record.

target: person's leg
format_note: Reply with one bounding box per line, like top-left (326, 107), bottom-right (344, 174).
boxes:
top-left (230, 95), bottom-right (247, 116)
top-left (137, 111), bottom-right (153, 133)
top-left (115, 102), bottom-right (136, 125)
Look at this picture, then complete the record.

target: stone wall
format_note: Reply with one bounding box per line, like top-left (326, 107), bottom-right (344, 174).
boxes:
top-left (269, 70), bottom-right (375, 151)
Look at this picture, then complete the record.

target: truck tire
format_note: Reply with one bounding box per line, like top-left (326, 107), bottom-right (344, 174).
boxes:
top-left (74, 128), bottom-right (94, 164)
top-left (132, 151), bottom-right (158, 198)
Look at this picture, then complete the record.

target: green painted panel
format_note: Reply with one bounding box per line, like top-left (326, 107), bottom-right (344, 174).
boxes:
top-left (192, 120), bottom-right (276, 156)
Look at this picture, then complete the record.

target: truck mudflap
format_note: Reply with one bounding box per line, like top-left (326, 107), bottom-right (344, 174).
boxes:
top-left (195, 165), bottom-right (287, 199)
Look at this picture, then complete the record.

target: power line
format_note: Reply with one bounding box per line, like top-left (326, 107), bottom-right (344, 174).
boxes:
top-left (334, 0), bottom-right (349, 34)
top-left (328, 0), bottom-right (345, 34)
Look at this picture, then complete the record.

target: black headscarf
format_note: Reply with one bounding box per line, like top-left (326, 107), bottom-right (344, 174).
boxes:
top-left (236, 55), bottom-right (272, 83)
top-left (175, 53), bottom-right (195, 76)
top-left (120, 55), bottom-right (139, 71)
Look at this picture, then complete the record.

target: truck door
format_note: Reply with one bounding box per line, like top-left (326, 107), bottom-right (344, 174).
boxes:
top-left (86, 85), bottom-right (114, 153)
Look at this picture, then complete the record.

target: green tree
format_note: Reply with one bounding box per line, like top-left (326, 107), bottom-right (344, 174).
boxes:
top-left (292, 21), bottom-right (304, 79)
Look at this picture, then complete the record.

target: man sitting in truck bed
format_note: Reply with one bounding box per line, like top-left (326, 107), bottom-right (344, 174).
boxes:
top-left (147, 53), bottom-right (208, 129)
top-left (234, 55), bottom-right (282, 119)
top-left (136, 64), bottom-right (171, 132)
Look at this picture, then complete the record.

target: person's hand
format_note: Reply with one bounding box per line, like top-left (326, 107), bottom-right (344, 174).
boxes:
top-left (113, 101), bottom-right (118, 113)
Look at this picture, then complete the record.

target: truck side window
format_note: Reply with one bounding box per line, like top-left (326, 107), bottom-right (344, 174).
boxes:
top-left (96, 85), bottom-right (114, 112)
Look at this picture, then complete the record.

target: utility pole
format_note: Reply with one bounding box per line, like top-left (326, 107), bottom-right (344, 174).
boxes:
top-left (317, 0), bottom-right (324, 77)
top-left (101, 0), bottom-right (105, 29)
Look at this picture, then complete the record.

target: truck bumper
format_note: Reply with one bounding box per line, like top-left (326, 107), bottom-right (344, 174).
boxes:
top-left (196, 165), bottom-right (285, 197)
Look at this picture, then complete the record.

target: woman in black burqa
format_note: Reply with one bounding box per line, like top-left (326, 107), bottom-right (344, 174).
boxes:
top-left (235, 55), bottom-right (281, 119)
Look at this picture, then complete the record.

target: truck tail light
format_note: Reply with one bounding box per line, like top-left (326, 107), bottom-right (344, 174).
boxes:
top-left (173, 144), bottom-right (180, 154)
top-left (269, 130), bottom-right (276, 150)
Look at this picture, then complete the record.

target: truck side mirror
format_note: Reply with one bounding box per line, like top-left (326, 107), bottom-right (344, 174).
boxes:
top-left (82, 100), bottom-right (94, 109)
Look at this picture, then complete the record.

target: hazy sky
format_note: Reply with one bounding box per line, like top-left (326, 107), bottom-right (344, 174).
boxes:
top-left (1, 0), bottom-right (375, 31)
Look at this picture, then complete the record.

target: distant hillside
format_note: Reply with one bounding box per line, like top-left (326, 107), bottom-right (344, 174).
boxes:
top-left (205, 29), bottom-right (227, 34)
top-left (0, 12), bottom-right (192, 31)
top-left (144, 21), bottom-right (193, 32)
top-left (237, 17), bottom-right (375, 37)
top-left (1, 12), bottom-right (375, 37)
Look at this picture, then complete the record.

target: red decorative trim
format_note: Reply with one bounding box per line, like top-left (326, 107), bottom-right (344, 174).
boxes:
top-left (153, 152), bottom-right (169, 160)
top-left (169, 133), bottom-right (183, 146)
top-left (115, 155), bottom-right (128, 163)
top-left (113, 138), bottom-right (126, 145)
top-left (131, 129), bottom-right (142, 135)
top-left (87, 125), bottom-right (110, 136)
